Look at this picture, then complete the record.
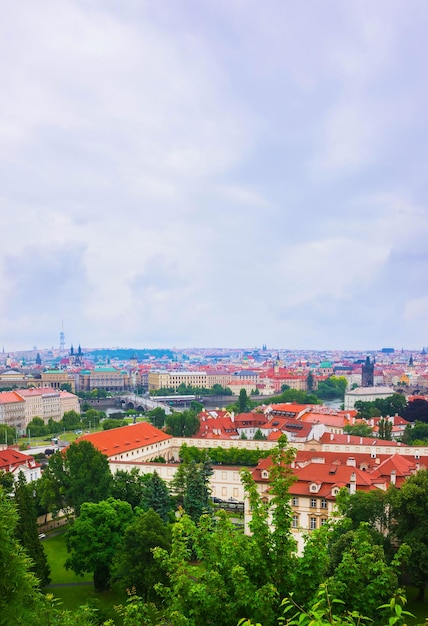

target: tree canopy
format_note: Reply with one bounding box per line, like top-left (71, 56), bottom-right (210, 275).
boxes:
top-left (38, 440), bottom-right (112, 517)
top-left (65, 497), bottom-right (133, 591)
top-left (112, 508), bottom-right (171, 602)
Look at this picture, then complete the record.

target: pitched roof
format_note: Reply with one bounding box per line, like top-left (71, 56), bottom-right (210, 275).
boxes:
top-left (77, 422), bottom-right (171, 457)
top-left (0, 391), bottom-right (25, 404)
top-left (0, 448), bottom-right (37, 471)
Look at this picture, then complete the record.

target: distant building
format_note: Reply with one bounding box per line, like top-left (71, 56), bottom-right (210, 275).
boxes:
top-left (79, 367), bottom-right (130, 392)
top-left (344, 386), bottom-right (395, 410)
top-left (0, 447), bottom-right (42, 484)
top-left (0, 387), bottom-right (80, 434)
top-left (361, 356), bottom-right (374, 387)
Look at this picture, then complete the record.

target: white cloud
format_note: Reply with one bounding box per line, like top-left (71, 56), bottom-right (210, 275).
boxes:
top-left (0, 1), bottom-right (427, 351)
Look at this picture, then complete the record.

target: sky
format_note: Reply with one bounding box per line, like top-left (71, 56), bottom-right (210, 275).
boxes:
top-left (1, 0), bottom-right (427, 353)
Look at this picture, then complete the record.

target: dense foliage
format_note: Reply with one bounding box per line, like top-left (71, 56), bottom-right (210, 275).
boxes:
top-left (315, 376), bottom-right (347, 400)
top-left (178, 442), bottom-right (270, 466)
top-left (354, 394), bottom-right (407, 419)
top-left (3, 434), bottom-right (428, 625)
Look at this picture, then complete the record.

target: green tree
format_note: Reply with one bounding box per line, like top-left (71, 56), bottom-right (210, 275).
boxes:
top-left (0, 424), bottom-right (16, 445)
top-left (0, 489), bottom-right (46, 624)
top-left (336, 488), bottom-right (391, 539)
top-left (240, 434), bottom-right (298, 601)
top-left (111, 467), bottom-right (147, 509)
top-left (343, 422), bottom-right (373, 437)
top-left (14, 473), bottom-right (51, 587)
top-left (292, 524), bottom-right (331, 607)
top-left (401, 421), bottom-right (428, 444)
top-left (147, 407), bottom-right (167, 429)
top-left (250, 584), bottom-right (414, 626)
top-left (239, 388), bottom-right (250, 412)
top-left (0, 469), bottom-right (14, 493)
top-left (27, 416), bottom-right (48, 437)
top-left (354, 400), bottom-right (382, 420)
top-left (112, 508), bottom-right (171, 602)
top-left (391, 469), bottom-right (428, 600)
top-left (170, 462), bottom-right (188, 509)
top-left (212, 383), bottom-right (232, 396)
top-left (154, 511), bottom-right (278, 626)
top-left (165, 409), bottom-right (199, 437)
top-left (102, 418), bottom-right (127, 430)
top-left (81, 408), bottom-right (103, 429)
top-left (325, 524), bottom-right (408, 620)
top-left (183, 459), bottom-right (213, 523)
top-left (39, 440), bottom-right (112, 517)
top-left (139, 471), bottom-right (173, 523)
top-left (378, 418), bottom-right (393, 440)
top-left (306, 371), bottom-right (315, 391)
top-left (61, 410), bottom-right (81, 430)
top-left (316, 377), bottom-right (347, 400)
top-left (65, 497), bottom-right (133, 591)
top-left (60, 382), bottom-right (72, 392)
top-left (253, 428), bottom-right (266, 440)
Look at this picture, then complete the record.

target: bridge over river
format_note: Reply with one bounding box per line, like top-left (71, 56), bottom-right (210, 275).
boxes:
top-left (118, 393), bottom-right (197, 414)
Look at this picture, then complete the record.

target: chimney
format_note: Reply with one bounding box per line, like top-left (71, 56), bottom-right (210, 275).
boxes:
top-left (231, 411), bottom-right (235, 422)
top-left (349, 472), bottom-right (356, 495)
top-left (390, 470), bottom-right (396, 485)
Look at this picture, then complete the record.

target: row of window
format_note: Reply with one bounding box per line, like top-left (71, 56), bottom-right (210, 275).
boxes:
top-left (291, 496), bottom-right (328, 509)
top-left (292, 515), bottom-right (328, 530)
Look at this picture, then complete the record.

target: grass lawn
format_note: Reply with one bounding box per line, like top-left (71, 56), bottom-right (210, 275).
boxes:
top-left (405, 587), bottom-right (428, 625)
top-left (43, 529), bottom-right (92, 583)
top-left (42, 529), bottom-right (127, 623)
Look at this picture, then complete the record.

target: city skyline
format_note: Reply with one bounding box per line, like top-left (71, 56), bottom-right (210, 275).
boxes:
top-left (1, 2), bottom-right (427, 352)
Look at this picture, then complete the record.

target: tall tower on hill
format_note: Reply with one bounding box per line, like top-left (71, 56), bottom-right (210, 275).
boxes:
top-left (60, 320), bottom-right (65, 351)
top-left (361, 356), bottom-right (374, 387)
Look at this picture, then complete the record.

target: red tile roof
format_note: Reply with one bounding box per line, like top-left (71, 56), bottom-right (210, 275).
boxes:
top-left (0, 391), bottom-right (25, 404)
top-left (77, 422), bottom-right (171, 457)
top-left (0, 448), bottom-right (37, 472)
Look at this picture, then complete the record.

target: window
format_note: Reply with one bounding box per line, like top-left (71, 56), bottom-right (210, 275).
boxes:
top-left (321, 499), bottom-right (327, 509)
top-left (310, 517), bottom-right (317, 530)
top-left (310, 498), bottom-right (317, 508)
top-left (321, 518), bottom-right (328, 526)
top-left (292, 515), bottom-right (299, 529)
top-left (292, 496), bottom-right (298, 506)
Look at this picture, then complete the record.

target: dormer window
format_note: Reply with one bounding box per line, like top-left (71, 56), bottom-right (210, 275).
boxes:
top-left (309, 483), bottom-right (320, 493)
top-left (262, 470), bottom-right (269, 479)
top-left (332, 487), bottom-right (340, 496)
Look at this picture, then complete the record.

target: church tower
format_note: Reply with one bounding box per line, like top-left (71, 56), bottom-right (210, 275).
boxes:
top-left (361, 356), bottom-right (374, 387)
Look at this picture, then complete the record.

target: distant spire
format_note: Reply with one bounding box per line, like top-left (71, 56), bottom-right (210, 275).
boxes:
top-left (60, 319), bottom-right (65, 351)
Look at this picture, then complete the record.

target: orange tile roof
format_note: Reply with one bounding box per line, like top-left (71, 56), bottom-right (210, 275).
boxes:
top-left (0, 448), bottom-right (36, 471)
top-left (77, 422), bottom-right (171, 457)
top-left (302, 412), bottom-right (350, 428)
top-left (0, 391), bottom-right (24, 404)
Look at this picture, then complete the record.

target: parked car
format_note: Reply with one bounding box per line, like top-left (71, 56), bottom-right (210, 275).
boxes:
top-left (38, 533), bottom-right (46, 540)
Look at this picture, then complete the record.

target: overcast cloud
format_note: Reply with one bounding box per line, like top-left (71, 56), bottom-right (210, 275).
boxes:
top-left (1, 0), bottom-right (427, 352)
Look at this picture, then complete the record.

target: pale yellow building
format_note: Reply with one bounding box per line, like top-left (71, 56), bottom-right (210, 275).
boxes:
top-left (40, 369), bottom-right (76, 391)
top-left (148, 370), bottom-right (208, 391)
